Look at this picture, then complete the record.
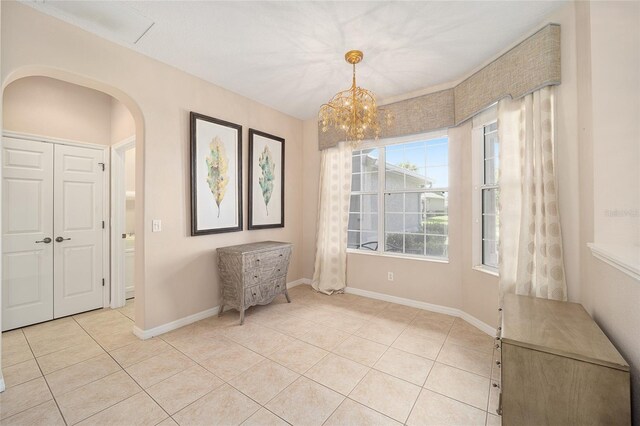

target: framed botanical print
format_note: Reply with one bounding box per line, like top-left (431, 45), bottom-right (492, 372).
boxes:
top-left (248, 129), bottom-right (285, 229)
top-left (190, 112), bottom-right (242, 235)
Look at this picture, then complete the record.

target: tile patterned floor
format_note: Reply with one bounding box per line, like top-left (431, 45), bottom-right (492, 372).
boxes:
top-left (0, 287), bottom-right (502, 425)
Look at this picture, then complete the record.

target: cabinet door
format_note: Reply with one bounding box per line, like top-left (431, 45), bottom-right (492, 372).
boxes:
top-left (2, 138), bottom-right (54, 330)
top-left (53, 144), bottom-right (104, 318)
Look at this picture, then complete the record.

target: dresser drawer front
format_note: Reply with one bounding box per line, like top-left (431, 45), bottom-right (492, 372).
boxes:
top-left (243, 247), bottom-right (291, 272)
top-left (244, 265), bottom-right (287, 287)
top-left (243, 277), bottom-right (287, 306)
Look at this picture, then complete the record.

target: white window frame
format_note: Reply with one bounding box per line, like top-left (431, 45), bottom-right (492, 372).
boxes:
top-left (472, 105), bottom-right (500, 276)
top-left (347, 129), bottom-right (450, 263)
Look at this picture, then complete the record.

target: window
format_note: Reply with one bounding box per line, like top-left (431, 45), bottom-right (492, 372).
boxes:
top-left (348, 135), bottom-right (449, 260)
top-left (477, 121), bottom-right (500, 269)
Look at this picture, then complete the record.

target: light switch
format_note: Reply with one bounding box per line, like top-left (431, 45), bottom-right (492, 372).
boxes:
top-left (152, 220), bottom-right (162, 232)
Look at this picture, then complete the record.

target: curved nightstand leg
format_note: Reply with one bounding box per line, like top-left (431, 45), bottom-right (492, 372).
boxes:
top-left (284, 290), bottom-right (291, 303)
top-left (240, 309), bottom-right (245, 325)
top-left (218, 304), bottom-right (224, 317)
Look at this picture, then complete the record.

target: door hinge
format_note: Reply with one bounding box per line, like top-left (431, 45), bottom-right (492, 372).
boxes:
top-left (102, 278), bottom-right (105, 287)
top-left (102, 221), bottom-right (105, 229)
top-left (98, 162), bottom-right (105, 171)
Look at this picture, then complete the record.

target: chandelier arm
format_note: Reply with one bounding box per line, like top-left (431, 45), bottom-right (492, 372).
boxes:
top-left (318, 49), bottom-right (389, 146)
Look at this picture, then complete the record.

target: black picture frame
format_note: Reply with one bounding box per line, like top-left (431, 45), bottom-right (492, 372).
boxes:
top-left (248, 129), bottom-right (285, 230)
top-left (190, 111), bottom-right (243, 235)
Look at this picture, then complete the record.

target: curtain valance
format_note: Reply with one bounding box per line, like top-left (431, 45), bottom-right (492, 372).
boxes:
top-left (318, 24), bottom-right (560, 150)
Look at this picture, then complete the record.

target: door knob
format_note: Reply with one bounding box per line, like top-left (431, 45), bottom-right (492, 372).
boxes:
top-left (35, 237), bottom-right (52, 244)
top-left (55, 237), bottom-right (71, 242)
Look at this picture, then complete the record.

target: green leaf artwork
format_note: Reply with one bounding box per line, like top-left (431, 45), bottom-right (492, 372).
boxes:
top-left (205, 137), bottom-right (229, 218)
top-left (258, 145), bottom-right (276, 215)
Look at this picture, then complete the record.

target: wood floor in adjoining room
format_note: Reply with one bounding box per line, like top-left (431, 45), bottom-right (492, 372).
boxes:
top-left (0, 287), bottom-right (502, 425)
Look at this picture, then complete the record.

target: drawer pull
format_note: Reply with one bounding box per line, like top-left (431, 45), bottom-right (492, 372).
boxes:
top-left (256, 259), bottom-right (260, 262)
top-left (496, 361), bottom-right (501, 367)
top-left (492, 383), bottom-right (500, 388)
top-left (252, 292), bottom-right (257, 296)
top-left (498, 307), bottom-right (503, 312)
top-left (495, 344), bottom-right (500, 350)
top-left (279, 254), bottom-right (283, 257)
top-left (495, 336), bottom-right (501, 341)
top-left (277, 269), bottom-right (281, 272)
top-left (276, 285), bottom-right (280, 288)
top-left (254, 275), bottom-right (258, 279)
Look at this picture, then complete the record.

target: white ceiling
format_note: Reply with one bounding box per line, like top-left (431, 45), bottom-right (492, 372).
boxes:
top-left (24, 1), bottom-right (565, 120)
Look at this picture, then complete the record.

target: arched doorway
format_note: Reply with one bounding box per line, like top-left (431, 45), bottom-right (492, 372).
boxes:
top-left (1, 69), bottom-right (145, 334)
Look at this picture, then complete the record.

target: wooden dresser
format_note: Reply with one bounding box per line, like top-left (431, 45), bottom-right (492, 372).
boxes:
top-left (217, 241), bottom-right (292, 324)
top-left (499, 294), bottom-right (630, 425)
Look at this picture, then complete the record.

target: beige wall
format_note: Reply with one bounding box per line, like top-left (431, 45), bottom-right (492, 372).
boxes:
top-left (3, 76), bottom-right (112, 145)
top-left (346, 123), bottom-right (464, 311)
top-left (0, 0), bottom-right (4, 389)
top-left (110, 97), bottom-right (135, 145)
top-left (3, 76), bottom-right (136, 147)
top-left (576, 2), bottom-right (640, 423)
top-left (125, 148), bottom-right (136, 193)
top-left (301, 119), bottom-right (466, 315)
top-left (1, 2), bottom-right (304, 331)
top-left (590, 2), bottom-right (640, 246)
top-left (301, 3), bottom-right (580, 328)
top-left (301, 120), bottom-right (321, 280)
top-left (2, 2), bottom-right (637, 414)
top-left (125, 148), bottom-right (136, 235)
top-left (459, 119), bottom-right (500, 325)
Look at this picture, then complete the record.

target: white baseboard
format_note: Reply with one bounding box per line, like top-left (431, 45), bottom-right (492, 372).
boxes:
top-left (287, 278), bottom-right (311, 288)
top-left (133, 278), bottom-right (496, 339)
top-left (133, 305), bottom-right (220, 340)
top-left (134, 278), bottom-right (312, 340)
top-left (344, 286), bottom-right (497, 336)
top-left (0, 376), bottom-right (5, 393)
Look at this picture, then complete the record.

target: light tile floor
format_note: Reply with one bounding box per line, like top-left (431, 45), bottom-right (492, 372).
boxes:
top-left (0, 287), bottom-right (502, 426)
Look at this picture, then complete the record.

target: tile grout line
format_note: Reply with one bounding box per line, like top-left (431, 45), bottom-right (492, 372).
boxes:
top-left (17, 328), bottom-right (69, 426)
top-left (376, 310), bottom-right (426, 425)
top-left (155, 332), bottom-right (270, 423)
top-left (209, 300), bottom-right (385, 424)
top-left (403, 316), bottom-right (455, 424)
top-left (5, 288), bottom-right (496, 425)
top-left (321, 305), bottom-right (417, 425)
top-left (263, 292), bottom-right (483, 423)
top-left (224, 292), bottom-right (494, 423)
top-left (417, 318), bottom-right (495, 417)
top-left (71, 312), bottom-right (175, 424)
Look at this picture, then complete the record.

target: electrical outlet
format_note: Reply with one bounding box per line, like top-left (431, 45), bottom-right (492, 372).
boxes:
top-left (388, 272), bottom-right (394, 281)
top-left (152, 219), bottom-right (162, 232)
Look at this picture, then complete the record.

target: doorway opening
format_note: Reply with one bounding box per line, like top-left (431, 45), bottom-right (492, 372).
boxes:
top-left (2, 75), bottom-right (139, 330)
top-left (111, 137), bottom-right (136, 310)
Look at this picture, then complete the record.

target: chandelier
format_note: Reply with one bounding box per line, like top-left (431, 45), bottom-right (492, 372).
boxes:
top-left (319, 50), bottom-right (387, 146)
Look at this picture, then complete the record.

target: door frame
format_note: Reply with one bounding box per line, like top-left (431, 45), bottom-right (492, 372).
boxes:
top-left (110, 136), bottom-right (135, 309)
top-left (2, 130), bottom-right (111, 309)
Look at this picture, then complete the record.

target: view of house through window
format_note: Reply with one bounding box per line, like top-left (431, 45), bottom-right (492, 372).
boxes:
top-left (349, 136), bottom-right (449, 259)
top-left (481, 122), bottom-right (499, 268)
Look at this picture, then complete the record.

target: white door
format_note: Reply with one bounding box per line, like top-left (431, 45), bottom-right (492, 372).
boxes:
top-left (2, 138), bottom-right (54, 331)
top-left (53, 144), bottom-right (104, 318)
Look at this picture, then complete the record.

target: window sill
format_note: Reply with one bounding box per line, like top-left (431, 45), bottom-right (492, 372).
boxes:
top-left (472, 265), bottom-right (499, 277)
top-left (588, 243), bottom-right (640, 281)
top-left (347, 248), bottom-right (449, 264)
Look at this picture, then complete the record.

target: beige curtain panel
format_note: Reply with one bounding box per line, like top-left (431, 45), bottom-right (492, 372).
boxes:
top-left (312, 142), bottom-right (353, 295)
top-left (498, 86), bottom-right (567, 301)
